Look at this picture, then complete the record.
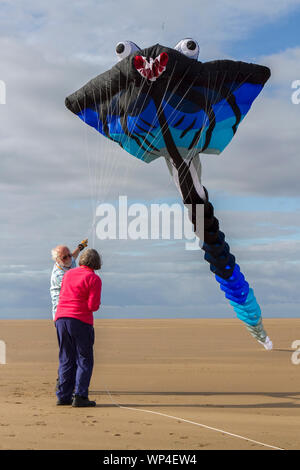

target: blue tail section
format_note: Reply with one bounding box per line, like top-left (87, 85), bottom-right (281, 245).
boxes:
top-left (215, 264), bottom-right (261, 326)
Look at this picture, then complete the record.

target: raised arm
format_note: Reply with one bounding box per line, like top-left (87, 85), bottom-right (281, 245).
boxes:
top-left (72, 238), bottom-right (88, 260)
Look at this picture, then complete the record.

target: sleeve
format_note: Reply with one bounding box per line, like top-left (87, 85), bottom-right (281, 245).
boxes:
top-left (87, 275), bottom-right (102, 312)
top-left (50, 270), bottom-right (64, 319)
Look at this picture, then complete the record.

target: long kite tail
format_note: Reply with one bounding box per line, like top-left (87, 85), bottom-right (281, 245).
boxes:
top-left (165, 156), bottom-right (268, 342)
top-left (201, 187), bottom-right (267, 339)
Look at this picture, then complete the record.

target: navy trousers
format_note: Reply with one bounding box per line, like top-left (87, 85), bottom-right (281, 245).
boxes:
top-left (55, 317), bottom-right (94, 401)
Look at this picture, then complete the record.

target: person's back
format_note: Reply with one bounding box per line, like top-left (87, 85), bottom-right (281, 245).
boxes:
top-left (55, 265), bottom-right (101, 325)
top-left (55, 248), bottom-right (102, 407)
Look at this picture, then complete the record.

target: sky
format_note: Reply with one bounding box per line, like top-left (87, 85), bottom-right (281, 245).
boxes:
top-left (1, 0), bottom-right (300, 320)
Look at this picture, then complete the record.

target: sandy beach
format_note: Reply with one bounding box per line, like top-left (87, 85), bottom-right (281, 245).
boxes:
top-left (0, 318), bottom-right (299, 450)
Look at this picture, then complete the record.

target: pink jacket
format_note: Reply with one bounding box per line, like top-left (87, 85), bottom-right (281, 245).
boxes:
top-left (55, 265), bottom-right (102, 325)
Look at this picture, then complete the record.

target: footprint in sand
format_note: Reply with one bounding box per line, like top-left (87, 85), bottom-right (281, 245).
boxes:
top-left (87, 416), bottom-right (98, 423)
top-left (82, 419), bottom-right (96, 426)
top-left (114, 433), bottom-right (121, 437)
top-left (134, 432), bottom-right (141, 435)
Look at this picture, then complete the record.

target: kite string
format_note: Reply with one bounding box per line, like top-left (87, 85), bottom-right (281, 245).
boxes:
top-left (88, 66), bottom-right (150, 256)
top-left (73, 93), bottom-right (98, 245)
top-left (81, 59), bottom-right (255, 248)
top-left (92, 65), bottom-right (148, 206)
top-left (92, 64), bottom-right (219, 233)
top-left (121, 64), bottom-right (252, 231)
top-left (87, 67), bottom-right (133, 244)
top-left (99, 387), bottom-right (284, 451)
top-left (104, 62), bottom-right (151, 196)
top-left (90, 59), bottom-right (223, 219)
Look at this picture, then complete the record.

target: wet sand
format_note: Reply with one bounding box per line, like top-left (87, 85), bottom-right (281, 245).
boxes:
top-left (0, 318), bottom-right (299, 450)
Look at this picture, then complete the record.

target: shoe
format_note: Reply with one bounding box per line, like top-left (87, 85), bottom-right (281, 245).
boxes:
top-left (56, 398), bottom-right (72, 405)
top-left (72, 395), bottom-right (96, 407)
top-left (258, 335), bottom-right (273, 351)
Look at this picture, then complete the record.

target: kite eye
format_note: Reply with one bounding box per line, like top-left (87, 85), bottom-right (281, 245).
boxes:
top-left (115, 41), bottom-right (141, 61)
top-left (174, 38), bottom-right (199, 60)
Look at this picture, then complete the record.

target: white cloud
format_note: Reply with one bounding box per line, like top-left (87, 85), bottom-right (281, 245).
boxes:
top-left (262, 47), bottom-right (300, 84)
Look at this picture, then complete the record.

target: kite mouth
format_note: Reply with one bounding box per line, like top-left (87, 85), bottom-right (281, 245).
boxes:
top-left (134, 52), bottom-right (168, 82)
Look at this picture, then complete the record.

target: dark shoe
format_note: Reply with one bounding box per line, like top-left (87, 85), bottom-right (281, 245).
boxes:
top-left (72, 395), bottom-right (96, 407)
top-left (56, 398), bottom-right (72, 406)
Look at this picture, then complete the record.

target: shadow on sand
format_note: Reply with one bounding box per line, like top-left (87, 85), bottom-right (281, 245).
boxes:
top-left (90, 390), bottom-right (300, 409)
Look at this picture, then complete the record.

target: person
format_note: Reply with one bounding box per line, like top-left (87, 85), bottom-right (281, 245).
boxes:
top-left (54, 248), bottom-right (102, 407)
top-left (50, 239), bottom-right (88, 320)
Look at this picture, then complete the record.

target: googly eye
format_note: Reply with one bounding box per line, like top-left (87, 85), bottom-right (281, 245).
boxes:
top-left (174, 38), bottom-right (199, 60)
top-left (115, 41), bottom-right (141, 61)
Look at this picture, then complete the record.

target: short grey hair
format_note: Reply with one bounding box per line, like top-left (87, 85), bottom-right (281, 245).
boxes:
top-left (79, 248), bottom-right (102, 270)
top-left (51, 245), bottom-right (69, 261)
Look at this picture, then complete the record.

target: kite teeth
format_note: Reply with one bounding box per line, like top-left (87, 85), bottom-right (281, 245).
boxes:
top-left (134, 53), bottom-right (168, 81)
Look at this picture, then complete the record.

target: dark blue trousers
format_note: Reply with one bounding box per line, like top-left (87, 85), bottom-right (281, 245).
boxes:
top-left (55, 317), bottom-right (94, 401)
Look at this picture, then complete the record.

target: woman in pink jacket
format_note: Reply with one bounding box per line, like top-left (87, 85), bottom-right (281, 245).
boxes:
top-left (55, 249), bottom-right (102, 407)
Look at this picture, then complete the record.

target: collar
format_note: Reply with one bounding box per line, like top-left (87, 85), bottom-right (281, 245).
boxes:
top-left (56, 263), bottom-right (71, 272)
top-left (80, 265), bottom-right (94, 271)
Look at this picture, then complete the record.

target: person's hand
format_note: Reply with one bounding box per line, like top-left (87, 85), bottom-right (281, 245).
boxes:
top-left (78, 238), bottom-right (88, 251)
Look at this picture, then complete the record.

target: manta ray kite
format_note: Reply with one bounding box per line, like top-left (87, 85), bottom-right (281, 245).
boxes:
top-left (65, 38), bottom-right (273, 350)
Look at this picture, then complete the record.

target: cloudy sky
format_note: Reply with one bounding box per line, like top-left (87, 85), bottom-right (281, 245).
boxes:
top-left (1, 0), bottom-right (300, 320)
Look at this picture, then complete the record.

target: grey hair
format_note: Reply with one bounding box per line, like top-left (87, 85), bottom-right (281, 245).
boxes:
top-left (79, 248), bottom-right (102, 270)
top-left (51, 247), bottom-right (59, 261)
top-left (51, 245), bottom-right (68, 261)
